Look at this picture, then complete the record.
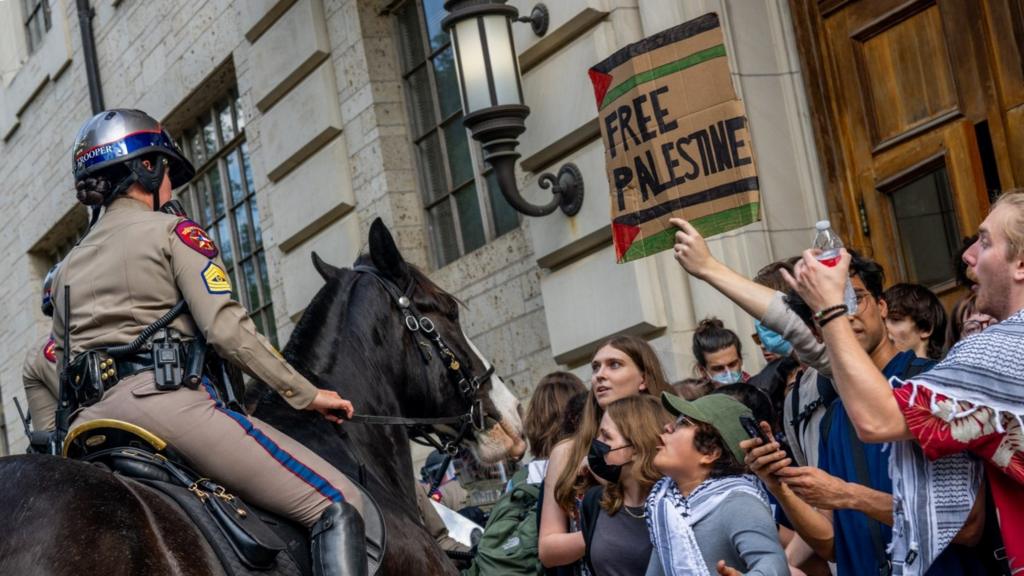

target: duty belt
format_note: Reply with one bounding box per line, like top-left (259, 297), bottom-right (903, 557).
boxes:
top-left (115, 353), bottom-right (156, 379)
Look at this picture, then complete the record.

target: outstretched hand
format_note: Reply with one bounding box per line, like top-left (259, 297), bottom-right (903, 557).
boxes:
top-left (306, 389), bottom-right (355, 424)
top-left (670, 218), bottom-right (718, 279)
top-left (781, 248), bottom-right (852, 312)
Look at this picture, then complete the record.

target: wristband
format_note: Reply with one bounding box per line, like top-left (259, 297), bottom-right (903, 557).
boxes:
top-left (814, 304), bottom-right (848, 320)
top-left (817, 309), bottom-right (847, 328)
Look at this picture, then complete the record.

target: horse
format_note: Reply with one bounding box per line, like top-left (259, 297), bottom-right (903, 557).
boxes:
top-left (0, 218), bottom-right (526, 575)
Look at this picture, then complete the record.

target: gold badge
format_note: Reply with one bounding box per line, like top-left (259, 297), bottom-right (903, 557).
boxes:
top-left (202, 262), bottom-right (232, 294)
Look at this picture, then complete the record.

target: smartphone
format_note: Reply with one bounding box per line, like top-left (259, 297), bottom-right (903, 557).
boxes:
top-left (739, 415), bottom-right (774, 446)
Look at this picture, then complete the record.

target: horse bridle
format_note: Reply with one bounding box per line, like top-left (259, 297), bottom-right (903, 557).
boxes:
top-left (347, 265), bottom-right (495, 462)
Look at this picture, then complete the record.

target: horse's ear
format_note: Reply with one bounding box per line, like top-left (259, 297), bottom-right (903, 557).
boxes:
top-left (311, 251), bottom-right (340, 281)
top-left (368, 217), bottom-right (409, 282)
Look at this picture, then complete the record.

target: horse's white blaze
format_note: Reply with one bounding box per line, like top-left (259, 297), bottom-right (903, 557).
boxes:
top-left (462, 330), bottom-right (524, 462)
top-left (462, 330), bottom-right (522, 432)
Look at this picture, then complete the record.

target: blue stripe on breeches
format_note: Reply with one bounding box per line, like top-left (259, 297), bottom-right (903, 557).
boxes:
top-left (200, 380), bottom-right (343, 503)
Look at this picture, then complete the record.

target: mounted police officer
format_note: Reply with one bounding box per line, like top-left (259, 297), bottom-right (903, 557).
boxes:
top-left (52, 109), bottom-right (368, 575)
top-left (21, 264), bottom-right (61, 439)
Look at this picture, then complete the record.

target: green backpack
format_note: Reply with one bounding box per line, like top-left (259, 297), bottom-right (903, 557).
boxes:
top-left (463, 468), bottom-right (543, 576)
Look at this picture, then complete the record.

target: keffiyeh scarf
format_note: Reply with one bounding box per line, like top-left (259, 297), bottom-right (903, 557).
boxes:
top-left (890, 308), bottom-right (1024, 575)
top-left (888, 438), bottom-right (981, 575)
top-left (644, 475), bottom-right (769, 576)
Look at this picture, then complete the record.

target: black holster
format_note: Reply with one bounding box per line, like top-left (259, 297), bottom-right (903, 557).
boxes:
top-left (203, 349), bottom-right (245, 413)
top-left (64, 350), bottom-right (116, 408)
top-left (183, 336), bottom-right (207, 388)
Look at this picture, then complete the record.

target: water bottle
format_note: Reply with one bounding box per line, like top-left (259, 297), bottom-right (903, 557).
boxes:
top-left (813, 220), bottom-right (858, 315)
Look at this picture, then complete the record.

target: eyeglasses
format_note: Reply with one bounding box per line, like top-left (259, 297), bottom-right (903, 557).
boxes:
top-left (666, 414), bottom-right (694, 433)
top-left (853, 291), bottom-right (870, 310)
top-left (962, 320), bottom-right (992, 337)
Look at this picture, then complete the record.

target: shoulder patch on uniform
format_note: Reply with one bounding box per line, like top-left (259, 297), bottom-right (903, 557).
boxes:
top-left (202, 262), bottom-right (232, 294)
top-left (175, 219), bottom-right (219, 259)
top-left (43, 337), bottom-right (57, 363)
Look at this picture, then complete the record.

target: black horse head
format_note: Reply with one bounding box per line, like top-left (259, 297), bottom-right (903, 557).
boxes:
top-left (289, 218), bottom-right (525, 465)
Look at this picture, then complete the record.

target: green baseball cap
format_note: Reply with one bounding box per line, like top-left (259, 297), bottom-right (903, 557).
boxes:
top-left (661, 391), bottom-right (752, 464)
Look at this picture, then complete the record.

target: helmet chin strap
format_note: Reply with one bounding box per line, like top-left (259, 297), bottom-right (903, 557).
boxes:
top-left (124, 156), bottom-right (168, 210)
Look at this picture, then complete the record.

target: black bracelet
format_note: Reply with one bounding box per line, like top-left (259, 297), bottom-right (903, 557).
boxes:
top-left (817, 308), bottom-right (847, 328)
top-left (814, 304), bottom-right (848, 320)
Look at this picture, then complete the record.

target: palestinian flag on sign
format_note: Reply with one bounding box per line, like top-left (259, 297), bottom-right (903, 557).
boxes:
top-left (590, 13), bottom-right (761, 263)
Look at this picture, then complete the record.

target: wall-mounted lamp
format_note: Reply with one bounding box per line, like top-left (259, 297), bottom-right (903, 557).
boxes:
top-left (443, 1), bottom-right (584, 217)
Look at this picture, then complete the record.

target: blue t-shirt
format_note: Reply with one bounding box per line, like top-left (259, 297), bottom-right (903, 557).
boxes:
top-left (818, 351), bottom-right (935, 576)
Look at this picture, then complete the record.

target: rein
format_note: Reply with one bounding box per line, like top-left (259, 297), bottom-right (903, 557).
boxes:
top-left (345, 265), bottom-right (495, 491)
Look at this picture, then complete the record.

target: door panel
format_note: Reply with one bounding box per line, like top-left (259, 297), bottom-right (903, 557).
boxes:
top-left (851, 2), bottom-right (959, 150)
top-left (796, 0), bottom-right (1018, 292)
top-left (987, 0), bottom-right (1024, 187)
top-left (871, 121), bottom-right (988, 297)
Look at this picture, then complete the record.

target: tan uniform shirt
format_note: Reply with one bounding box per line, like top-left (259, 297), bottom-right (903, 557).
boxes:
top-left (52, 197), bottom-right (317, 409)
top-left (21, 334), bottom-right (59, 431)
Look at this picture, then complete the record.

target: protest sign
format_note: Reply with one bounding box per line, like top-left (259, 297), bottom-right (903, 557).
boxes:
top-left (589, 13), bottom-right (761, 263)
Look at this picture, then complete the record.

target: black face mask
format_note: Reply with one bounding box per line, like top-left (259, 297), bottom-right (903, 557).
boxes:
top-left (588, 439), bottom-right (629, 483)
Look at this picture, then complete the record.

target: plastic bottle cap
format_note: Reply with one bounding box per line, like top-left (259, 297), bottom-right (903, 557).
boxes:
top-left (815, 220), bottom-right (832, 231)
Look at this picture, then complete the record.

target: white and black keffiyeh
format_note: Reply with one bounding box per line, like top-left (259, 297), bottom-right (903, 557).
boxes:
top-left (644, 475), bottom-right (769, 576)
top-left (889, 309), bottom-right (1024, 575)
top-left (889, 439), bottom-right (981, 575)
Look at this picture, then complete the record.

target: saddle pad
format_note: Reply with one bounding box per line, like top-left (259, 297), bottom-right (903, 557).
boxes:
top-left (134, 478), bottom-right (308, 576)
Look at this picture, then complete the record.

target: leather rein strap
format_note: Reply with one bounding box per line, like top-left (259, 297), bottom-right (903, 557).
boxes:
top-left (345, 265), bottom-right (494, 455)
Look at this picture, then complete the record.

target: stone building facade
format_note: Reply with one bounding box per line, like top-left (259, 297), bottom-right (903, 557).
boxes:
top-left (0, 0), bottom-right (827, 455)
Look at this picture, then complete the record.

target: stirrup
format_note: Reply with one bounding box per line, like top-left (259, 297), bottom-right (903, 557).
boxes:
top-left (312, 502), bottom-right (368, 576)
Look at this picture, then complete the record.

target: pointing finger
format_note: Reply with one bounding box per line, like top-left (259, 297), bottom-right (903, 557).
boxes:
top-left (669, 217), bottom-right (697, 236)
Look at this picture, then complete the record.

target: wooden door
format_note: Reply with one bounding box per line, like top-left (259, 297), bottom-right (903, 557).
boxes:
top-left (791, 0), bottom-right (1024, 301)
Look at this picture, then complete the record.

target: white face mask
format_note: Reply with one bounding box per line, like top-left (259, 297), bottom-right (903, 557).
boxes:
top-left (710, 370), bottom-right (743, 385)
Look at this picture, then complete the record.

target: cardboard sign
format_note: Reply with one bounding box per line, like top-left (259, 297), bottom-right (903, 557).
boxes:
top-left (589, 13), bottom-right (761, 262)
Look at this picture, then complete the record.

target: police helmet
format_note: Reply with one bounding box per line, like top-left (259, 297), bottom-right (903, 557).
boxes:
top-left (41, 262), bottom-right (60, 317)
top-left (71, 109), bottom-right (195, 203)
top-left (420, 450), bottom-right (448, 483)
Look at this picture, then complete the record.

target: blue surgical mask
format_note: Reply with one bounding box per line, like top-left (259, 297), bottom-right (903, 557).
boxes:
top-left (710, 370), bottom-right (743, 385)
top-left (755, 320), bottom-right (793, 357)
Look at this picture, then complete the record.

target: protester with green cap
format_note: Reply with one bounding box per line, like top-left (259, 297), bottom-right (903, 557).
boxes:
top-left (644, 392), bottom-right (787, 576)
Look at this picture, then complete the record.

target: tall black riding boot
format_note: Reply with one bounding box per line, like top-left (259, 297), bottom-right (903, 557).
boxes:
top-left (311, 502), bottom-right (368, 576)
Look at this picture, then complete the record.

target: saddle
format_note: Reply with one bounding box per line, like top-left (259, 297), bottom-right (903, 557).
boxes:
top-left (64, 419), bottom-right (386, 575)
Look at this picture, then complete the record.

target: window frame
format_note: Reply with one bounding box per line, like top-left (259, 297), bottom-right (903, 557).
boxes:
top-left (173, 94), bottom-right (279, 346)
top-left (395, 0), bottom-right (519, 268)
top-left (21, 0), bottom-right (51, 55)
top-left (879, 155), bottom-right (962, 291)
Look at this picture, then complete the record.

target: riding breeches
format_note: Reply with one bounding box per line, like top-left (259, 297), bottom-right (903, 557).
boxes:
top-left (73, 371), bottom-right (364, 528)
